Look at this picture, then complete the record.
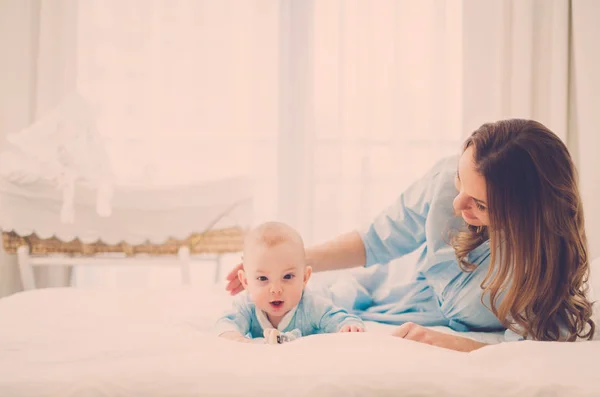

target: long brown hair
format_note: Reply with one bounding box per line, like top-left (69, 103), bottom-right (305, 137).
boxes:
top-left (452, 119), bottom-right (595, 341)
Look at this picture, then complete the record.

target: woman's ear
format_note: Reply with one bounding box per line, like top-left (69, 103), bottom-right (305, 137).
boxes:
top-left (303, 266), bottom-right (312, 287)
top-left (238, 269), bottom-right (248, 289)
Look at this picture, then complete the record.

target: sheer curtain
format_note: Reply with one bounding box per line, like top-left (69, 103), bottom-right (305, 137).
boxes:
top-left (74, 1), bottom-right (467, 287)
top-left (0, 0), bottom-right (78, 293)
top-left (0, 0), bottom-right (39, 296)
top-left (460, 0), bottom-right (599, 258)
top-left (74, 1), bottom-right (281, 287)
top-left (76, 1), bottom-right (280, 217)
top-left (68, 0), bottom-right (467, 287)
top-left (570, 0), bottom-right (600, 260)
top-left (1, 0), bottom-right (598, 294)
top-left (461, 0), bottom-right (571, 139)
top-left (306, 1), bottom-right (464, 245)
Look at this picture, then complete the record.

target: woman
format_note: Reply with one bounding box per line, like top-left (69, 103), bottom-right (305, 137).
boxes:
top-left (225, 119), bottom-right (596, 352)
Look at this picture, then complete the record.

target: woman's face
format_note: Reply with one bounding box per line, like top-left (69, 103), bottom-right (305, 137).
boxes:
top-left (453, 146), bottom-right (490, 227)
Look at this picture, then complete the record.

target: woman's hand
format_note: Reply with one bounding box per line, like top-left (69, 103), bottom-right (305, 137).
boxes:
top-left (392, 322), bottom-right (487, 352)
top-left (225, 262), bottom-right (244, 295)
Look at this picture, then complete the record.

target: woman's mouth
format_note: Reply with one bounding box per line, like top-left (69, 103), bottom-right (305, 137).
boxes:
top-left (462, 211), bottom-right (478, 222)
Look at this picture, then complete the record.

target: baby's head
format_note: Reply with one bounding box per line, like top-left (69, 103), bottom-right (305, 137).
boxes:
top-left (238, 222), bottom-right (312, 320)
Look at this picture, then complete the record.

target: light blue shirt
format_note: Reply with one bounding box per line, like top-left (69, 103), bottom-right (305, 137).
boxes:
top-left (327, 155), bottom-right (524, 341)
top-left (215, 287), bottom-right (365, 339)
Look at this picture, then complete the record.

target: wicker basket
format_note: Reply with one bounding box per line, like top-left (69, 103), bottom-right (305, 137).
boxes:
top-left (2, 227), bottom-right (245, 257)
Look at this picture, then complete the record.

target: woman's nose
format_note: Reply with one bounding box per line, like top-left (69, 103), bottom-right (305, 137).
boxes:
top-left (453, 192), bottom-right (470, 211)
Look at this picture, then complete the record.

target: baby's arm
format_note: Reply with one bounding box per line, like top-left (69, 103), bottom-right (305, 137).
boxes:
top-left (219, 331), bottom-right (253, 343)
top-left (215, 295), bottom-right (254, 343)
top-left (312, 295), bottom-right (365, 334)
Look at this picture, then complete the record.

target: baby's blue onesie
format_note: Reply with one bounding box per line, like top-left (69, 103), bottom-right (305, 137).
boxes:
top-left (215, 287), bottom-right (365, 340)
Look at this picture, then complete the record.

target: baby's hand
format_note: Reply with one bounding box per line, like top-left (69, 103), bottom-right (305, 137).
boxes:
top-left (219, 331), bottom-right (254, 343)
top-left (339, 324), bottom-right (365, 333)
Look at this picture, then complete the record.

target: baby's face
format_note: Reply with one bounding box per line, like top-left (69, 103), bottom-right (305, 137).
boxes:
top-left (240, 241), bottom-right (310, 320)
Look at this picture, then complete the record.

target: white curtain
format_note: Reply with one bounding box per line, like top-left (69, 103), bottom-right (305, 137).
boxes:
top-left (0, 1), bottom-right (36, 296)
top-left (461, 0), bottom-right (571, 137)
top-left (1, 0), bottom-right (599, 294)
top-left (0, 0), bottom-right (76, 294)
top-left (569, 0), bottom-right (600, 260)
top-left (460, 0), bottom-right (599, 258)
top-left (76, 1), bottom-right (280, 220)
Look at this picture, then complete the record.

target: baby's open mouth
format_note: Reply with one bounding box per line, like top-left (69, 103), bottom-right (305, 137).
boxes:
top-left (270, 300), bottom-right (284, 308)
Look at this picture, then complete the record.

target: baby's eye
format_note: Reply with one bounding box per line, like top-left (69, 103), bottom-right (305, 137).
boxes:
top-left (257, 276), bottom-right (268, 282)
top-left (283, 273), bottom-right (295, 280)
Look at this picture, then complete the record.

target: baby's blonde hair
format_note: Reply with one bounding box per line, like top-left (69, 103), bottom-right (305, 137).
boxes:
top-left (244, 221), bottom-right (304, 249)
top-left (243, 221), bottom-right (306, 263)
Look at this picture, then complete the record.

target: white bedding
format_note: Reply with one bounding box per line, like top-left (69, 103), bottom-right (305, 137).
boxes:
top-left (0, 286), bottom-right (599, 397)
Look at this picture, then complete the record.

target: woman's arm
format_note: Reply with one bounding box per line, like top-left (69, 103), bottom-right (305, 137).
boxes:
top-left (225, 230), bottom-right (367, 294)
top-left (392, 322), bottom-right (489, 352)
top-left (227, 158), bottom-right (452, 295)
top-left (305, 231), bottom-right (367, 273)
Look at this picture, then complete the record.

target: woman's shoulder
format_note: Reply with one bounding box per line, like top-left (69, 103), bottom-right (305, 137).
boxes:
top-left (401, 154), bottom-right (459, 205)
top-left (422, 154), bottom-right (461, 200)
top-left (428, 154), bottom-right (460, 181)
top-left (425, 154), bottom-right (462, 216)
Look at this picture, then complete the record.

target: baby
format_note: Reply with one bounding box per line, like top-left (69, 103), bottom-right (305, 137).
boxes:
top-left (216, 221), bottom-right (365, 344)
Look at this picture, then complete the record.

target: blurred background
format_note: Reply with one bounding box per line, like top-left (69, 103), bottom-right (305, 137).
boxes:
top-left (0, 0), bottom-right (598, 296)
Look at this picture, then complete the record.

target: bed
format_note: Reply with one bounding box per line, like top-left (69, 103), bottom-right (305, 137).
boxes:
top-left (0, 277), bottom-right (599, 397)
top-left (1, 96), bottom-right (600, 396)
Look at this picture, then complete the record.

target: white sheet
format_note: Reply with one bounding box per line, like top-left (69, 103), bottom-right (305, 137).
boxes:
top-left (0, 286), bottom-right (599, 397)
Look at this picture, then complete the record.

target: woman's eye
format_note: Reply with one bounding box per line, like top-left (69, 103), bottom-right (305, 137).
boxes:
top-left (283, 274), bottom-right (294, 280)
top-left (475, 202), bottom-right (487, 211)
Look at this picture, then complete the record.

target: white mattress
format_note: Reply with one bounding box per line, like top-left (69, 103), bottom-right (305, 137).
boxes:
top-left (0, 286), bottom-right (599, 397)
